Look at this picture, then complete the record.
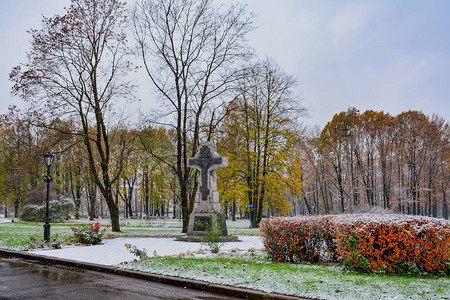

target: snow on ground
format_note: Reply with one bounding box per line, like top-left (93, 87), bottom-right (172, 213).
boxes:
top-left (31, 236), bottom-right (263, 265)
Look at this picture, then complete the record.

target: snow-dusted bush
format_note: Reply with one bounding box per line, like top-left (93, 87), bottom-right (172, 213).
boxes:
top-left (333, 214), bottom-right (450, 274)
top-left (260, 214), bottom-right (450, 274)
top-left (259, 215), bottom-right (336, 263)
top-left (19, 198), bottom-right (74, 222)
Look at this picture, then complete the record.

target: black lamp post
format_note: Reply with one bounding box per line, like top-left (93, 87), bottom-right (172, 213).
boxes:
top-left (43, 152), bottom-right (54, 243)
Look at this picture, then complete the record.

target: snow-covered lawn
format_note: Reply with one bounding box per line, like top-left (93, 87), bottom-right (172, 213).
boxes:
top-left (30, 235), bottom-right (263, 265)
top-left (123, 254), bottom-right (450, 300)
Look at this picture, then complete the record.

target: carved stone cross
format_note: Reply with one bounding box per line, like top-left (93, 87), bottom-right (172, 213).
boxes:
top-left (186, 141), bottom-right (230, 238)
top-left (188, 142), bottom-right (227, 203)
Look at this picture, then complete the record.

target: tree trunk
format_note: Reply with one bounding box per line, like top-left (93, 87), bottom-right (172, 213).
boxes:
top-left (232, 198), bottom-right (236, 221)
top-left (14, 200), bottom-right (19, 218)
top-left (88, 184), bottom-right (96, 221)
top-left (144, 170), bottom-right (149, 218)
top-left (180, 177), bottom-right (189, 233)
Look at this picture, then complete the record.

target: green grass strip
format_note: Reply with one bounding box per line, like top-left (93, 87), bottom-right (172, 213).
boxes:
top-left (122, 254), bottom-right (450, 300)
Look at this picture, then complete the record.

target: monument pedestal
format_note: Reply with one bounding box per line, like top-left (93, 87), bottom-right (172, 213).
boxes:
top-left (188, 211), bottom-right (227, 237)
top-left (177, 211), bottom-right (238, 242)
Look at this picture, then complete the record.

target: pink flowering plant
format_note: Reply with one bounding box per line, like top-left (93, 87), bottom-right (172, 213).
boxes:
top-left (71, 222), bottom-right (110, 245)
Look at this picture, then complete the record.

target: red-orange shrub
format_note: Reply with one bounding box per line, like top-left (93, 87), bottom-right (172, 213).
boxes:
top-left (260, 214), bottom-right (450, 274)
top-left (259, 215), bottom-right (337, 263)
top-left (332, 214), bottom-right (450, 274)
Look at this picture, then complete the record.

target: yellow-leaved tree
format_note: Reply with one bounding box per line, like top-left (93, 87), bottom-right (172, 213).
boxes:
top-left (217, 58), bottom-right (305, 227)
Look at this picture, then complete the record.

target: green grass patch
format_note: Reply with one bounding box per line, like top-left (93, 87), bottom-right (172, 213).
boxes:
top-left (0, 221), bottom-right (178, 250)
top-left (0, 219), bottom-right (260, 250)
top-left (0, 221), bottom-right (74, 250)
top-left (122, 252), bottom-right (450, 300)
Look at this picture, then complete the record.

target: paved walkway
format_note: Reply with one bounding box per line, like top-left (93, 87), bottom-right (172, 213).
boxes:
top-left (31, 236), bottom-right (263, 265)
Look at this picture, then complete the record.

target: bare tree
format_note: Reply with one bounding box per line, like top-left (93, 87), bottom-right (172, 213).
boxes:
top-left (397, 111), bottom-right (431, 215)
top-left (320, 112), bottom-right (349, 213)
top-left (373, 112), bottom-right (396, 210)
top-left (132, 0), bottom-right (254, 232)
top-left (10, 0), bottom-right (134, 231)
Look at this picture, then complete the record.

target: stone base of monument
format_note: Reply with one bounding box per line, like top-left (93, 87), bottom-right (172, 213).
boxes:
top-left (176, 212), bottom-right (239, 242)
top-left (175, 235), bottom-right (240, 242)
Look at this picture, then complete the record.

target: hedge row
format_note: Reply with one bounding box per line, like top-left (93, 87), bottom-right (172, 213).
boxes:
top-left (259, 214), bottom-right (450, 274)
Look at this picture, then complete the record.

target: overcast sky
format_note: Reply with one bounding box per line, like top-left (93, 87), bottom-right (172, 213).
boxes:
top-left (1, 0), bottom-right (449, 128)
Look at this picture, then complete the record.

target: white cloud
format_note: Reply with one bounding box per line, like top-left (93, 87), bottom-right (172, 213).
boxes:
top-left (327, 2), bottom-right (375, 45)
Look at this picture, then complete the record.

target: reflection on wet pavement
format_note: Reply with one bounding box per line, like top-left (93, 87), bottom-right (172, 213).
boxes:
top-left (0, 256), bottom-right (238, 300)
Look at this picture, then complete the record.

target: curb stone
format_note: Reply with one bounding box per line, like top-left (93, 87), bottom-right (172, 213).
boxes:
top-left (0, 248), bottom-right (312, 300)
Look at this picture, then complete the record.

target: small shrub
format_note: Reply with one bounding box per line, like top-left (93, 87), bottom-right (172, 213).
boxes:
top-left (125, 244), bottom-right (149, 259)
top-left (71, 222), bottom-right (109, 245)
top-left (27, 237), bottom-right (46, 249)
top-left (46, 234), bottom-right (65, 249)
top-left (19, 198), bottom-right (74, 222)
top-left (195, 211), bottom-right (225, 253)
top-left (19, 205), bottom-right (44, 222)
top-left (28, 234), bottom-right (64, 250)
top-left (260, 215), bottom-right (336, 263)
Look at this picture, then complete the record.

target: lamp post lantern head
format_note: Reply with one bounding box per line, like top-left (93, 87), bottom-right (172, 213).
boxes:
top-left (44, 152), bottom-right (54, 168)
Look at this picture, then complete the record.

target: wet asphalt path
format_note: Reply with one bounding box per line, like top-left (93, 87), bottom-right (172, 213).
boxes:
top-left (0, 257), bottom-right (238, 300)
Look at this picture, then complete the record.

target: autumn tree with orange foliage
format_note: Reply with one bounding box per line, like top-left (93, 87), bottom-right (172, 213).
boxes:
top-left (10, 0), bottom-right (136, 231)
top-left (301, 109), bottom-right (449, 219)
top-left (0, 109), bottom-right (50, 217)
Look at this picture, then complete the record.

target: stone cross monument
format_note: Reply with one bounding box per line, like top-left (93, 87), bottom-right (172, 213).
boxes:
top-left (187, 141), bottom-right (228, 237)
